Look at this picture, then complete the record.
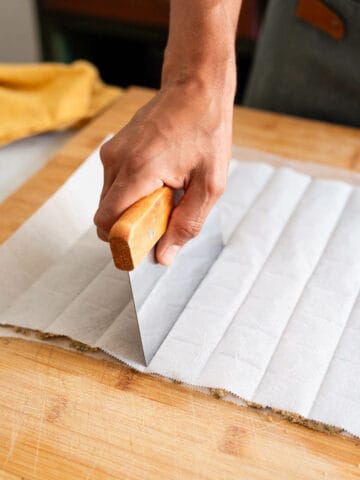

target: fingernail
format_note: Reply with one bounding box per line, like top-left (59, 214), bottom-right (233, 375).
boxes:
top-left (162, 245), bottom-right (181, 265)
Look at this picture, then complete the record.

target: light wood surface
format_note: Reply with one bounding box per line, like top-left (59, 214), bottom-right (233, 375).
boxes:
top-left (110, 186), bottom-right (173, 270)
top-left (0, 87), bottom-right (360, 479)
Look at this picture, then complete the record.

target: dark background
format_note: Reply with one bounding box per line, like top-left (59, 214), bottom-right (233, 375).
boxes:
top-left (36, 0), bottom-right (268, 103)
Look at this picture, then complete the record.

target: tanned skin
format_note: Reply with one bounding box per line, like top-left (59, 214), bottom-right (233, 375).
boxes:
top-left (94, 0), bottom-right (243, 265)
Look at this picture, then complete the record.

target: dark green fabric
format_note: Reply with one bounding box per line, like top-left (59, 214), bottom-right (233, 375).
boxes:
top-left (244, 0), bottom-right (360, 126)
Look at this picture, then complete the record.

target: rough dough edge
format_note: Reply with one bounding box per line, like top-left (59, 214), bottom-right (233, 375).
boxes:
top-left (0, 323), bottom-right (353, 440)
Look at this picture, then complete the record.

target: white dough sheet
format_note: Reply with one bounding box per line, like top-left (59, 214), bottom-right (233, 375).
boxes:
top-left (1, 141), bottom-right (360, 438)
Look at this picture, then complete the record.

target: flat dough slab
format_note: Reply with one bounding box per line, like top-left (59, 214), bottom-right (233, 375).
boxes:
top-left (1, 142), bottom-right (359, 438)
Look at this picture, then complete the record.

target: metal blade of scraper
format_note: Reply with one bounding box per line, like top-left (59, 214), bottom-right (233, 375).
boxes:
top-left (127, 246), bottom-right (166, 364)
top-left (128, 204), bottom-right (223, 365)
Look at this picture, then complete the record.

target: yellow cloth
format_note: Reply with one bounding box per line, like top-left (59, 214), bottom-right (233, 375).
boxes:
top-left (0, 60), bottom-right (121, 146)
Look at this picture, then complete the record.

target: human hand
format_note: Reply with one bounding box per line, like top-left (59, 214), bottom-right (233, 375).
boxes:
top-left (93, 80), bottom-right (234, 265)
top-left (94, 0), bottom-right (240, 265)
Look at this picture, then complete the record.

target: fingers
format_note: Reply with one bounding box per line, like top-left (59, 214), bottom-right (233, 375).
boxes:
top-left (99, 142), bottom-right (117, 202)
top-left (97, 166), bottom-right (116, 240)
top-left (95, 144), bottom-right (118, 241)
top-left (94, 140), bottom-right (164, 242)
top-left (156, 170), bottom-right (225, 266)
top-left (99, 166), bottom-right (115, 203)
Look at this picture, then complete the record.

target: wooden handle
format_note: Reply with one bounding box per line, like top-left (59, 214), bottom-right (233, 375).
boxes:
top-left (109, 186), bottom-right (173, 271)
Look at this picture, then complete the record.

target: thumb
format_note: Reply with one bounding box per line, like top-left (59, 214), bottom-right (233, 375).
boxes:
top-left (156, 172), bottom-right (224, 266)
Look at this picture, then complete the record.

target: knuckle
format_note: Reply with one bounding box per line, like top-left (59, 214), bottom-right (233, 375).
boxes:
top-left (176, 218), bottom-right (203, 240)
top-left (206, 175), bottom-right (226, 198)
top-left (99, 143), bottom-right (114, 166)
top-left (93, 207), bottom-right (111, 231)
top-left (93, 210), bottom-right (102, 228)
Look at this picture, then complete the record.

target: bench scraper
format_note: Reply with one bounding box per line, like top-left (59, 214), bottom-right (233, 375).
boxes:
top-left (109, 186), bottom-right (173, 366)
top-left (108, 186), bottom-right (223, 367)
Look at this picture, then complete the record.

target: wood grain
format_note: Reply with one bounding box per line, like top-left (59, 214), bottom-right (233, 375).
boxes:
top-left (110, 186), bottom-right (173, 270)
top-left (1, 87), bottom-right (360, 479)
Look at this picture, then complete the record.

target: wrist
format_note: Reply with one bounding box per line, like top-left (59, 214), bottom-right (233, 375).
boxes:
top-left (162, 0), bottom-right (239, 98)
top-left (161, 49), bottom-right (237, 100)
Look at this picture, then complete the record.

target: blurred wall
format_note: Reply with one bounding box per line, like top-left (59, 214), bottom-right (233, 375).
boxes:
top-left (0, 0), bottom-right (40, 62)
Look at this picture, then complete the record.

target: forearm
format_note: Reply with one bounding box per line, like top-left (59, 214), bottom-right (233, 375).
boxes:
top-left (95, 1), bottom-right (242, 263)
top-left (162, 0), bottom-right (242, 96)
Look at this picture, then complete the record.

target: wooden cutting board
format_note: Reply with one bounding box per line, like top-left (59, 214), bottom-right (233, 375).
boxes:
top-left (0, 87), bottom-right (359, 480)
